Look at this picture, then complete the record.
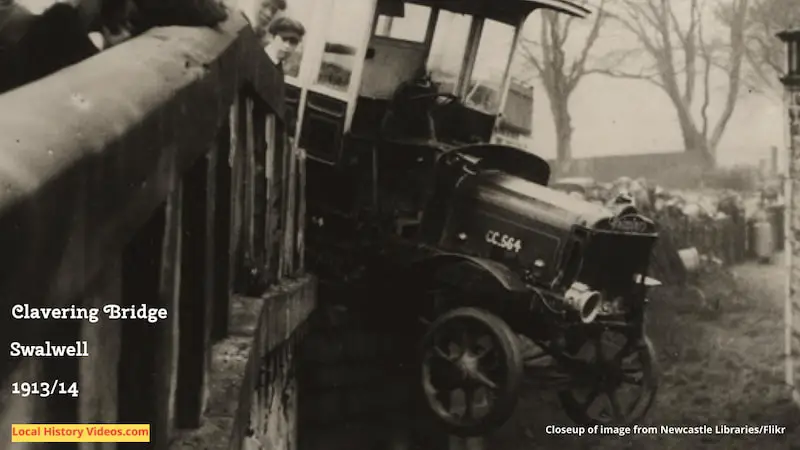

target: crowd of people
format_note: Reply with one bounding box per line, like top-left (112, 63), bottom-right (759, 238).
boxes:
top-left (554, 175), bottom-right (761, 224)
top-left (551, 173), bottom-right (783, 284)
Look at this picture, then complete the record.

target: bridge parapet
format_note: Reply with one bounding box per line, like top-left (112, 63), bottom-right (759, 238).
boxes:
top-left (0, 11), bottom-right (313, 450)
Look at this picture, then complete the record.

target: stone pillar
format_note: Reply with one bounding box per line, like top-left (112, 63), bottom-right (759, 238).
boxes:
top-left (778, 28), bottom-right (800, 408)
top-left (786, 87), bottom-right (800, 407)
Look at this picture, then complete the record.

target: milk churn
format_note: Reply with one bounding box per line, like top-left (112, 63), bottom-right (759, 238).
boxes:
top-left (750, 209), bottom-right (775, 263)
top-left (677, 247), bottom-right (701, 274)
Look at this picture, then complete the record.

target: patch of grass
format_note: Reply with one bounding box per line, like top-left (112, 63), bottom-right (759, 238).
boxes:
top-left (489, 260), bottom-right (800, 450)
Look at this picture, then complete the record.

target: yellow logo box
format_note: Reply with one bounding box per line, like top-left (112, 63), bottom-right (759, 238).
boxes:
top-left (11, 424), bottom-right (150, 443)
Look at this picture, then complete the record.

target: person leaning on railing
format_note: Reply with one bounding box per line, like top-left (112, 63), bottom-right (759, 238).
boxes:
top-left (262, 15), bottom-right (304, 71)
top-left (262, 15), bottom-right (304, 137)
top-left (0, 0), bottom-right (228, 95)
top-left (0, 1), bottom-right (99, 94)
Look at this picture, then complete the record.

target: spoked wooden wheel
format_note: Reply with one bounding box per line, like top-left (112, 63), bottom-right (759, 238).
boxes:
top-left (558, 329), bottom-right (658, 425)
top-left (419, 307), bottom-right (523, 437)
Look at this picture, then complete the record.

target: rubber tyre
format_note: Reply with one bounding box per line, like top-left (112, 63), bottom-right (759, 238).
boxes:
top-left (418, 307), bottom-right (523, 437)
top-left (558, 335), bottom-right (658, 426)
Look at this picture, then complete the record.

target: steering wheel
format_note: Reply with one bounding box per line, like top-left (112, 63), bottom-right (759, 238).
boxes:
top-left (408, 92), bottom-right (460, 107)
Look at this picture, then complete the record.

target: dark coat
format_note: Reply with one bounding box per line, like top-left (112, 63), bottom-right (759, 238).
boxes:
top-left (0, 0), bottom-right (229, 96)
top-left (0, 3), bottom-right (99, 95)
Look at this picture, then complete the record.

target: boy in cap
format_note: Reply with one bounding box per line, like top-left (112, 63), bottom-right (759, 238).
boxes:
top-left (263, 15), bottom-right (305, 70)
top-left (262, 15), bottom-right (304, 137)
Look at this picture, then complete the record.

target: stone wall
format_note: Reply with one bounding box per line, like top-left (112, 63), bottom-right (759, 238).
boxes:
top-left (551, 151), bottom-right (711, 187)
top-left (170, 276), bottom-right (317, 450)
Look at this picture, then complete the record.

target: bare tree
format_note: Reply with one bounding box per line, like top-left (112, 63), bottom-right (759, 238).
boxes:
top-left (597, 0), bottom-right (749, 163)
top-left (725, 0), bottom-right (800, 93)
top-left (518, 0), bottom-right (607, 166)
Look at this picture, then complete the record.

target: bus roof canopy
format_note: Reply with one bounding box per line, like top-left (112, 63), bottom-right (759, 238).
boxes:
top-left (384, 0), bottom-right (591, 24)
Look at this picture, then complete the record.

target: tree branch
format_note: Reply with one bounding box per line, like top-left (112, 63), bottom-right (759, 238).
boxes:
top-left (560, 14), bottom-right (576, 45)
top-left (518, 39), bottom-right (543, 77)
top-left (567, 0), bottom-right (607, 92)
top-left (725, 0), bottom-right (798, 95)
top-left (588, 68), bottom-right (664, 88)
top-left (708, 0), bottom-right (749, 153)
top-left (698, 15), bottom-right (712, 139)
top-left (515, 0), bottom-right (613, 163)
top-left (679, 0), bottom-right (700, 106)
top-left (605, 9), bottom-right (660, 56)
top-left (594, 0), bottom-right (754, 160)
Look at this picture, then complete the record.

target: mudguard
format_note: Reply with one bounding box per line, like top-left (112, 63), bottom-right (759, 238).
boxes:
top-left (408, 252), bottom-right (528, 295)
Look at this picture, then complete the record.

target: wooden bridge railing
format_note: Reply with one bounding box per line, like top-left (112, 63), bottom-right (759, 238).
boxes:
top-left (0, 12), bottom-right (314, 449)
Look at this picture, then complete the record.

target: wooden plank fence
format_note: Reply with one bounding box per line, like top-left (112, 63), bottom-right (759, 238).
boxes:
top-left (227, 85), bottom-right (312, 449)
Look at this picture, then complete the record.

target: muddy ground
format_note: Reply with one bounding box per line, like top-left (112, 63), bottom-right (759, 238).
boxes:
top-left (488, 256), bottom-right (800, 450)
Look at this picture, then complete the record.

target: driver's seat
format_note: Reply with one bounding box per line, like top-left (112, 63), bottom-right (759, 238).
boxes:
top-left (379, 73), bottom-right (439, 141)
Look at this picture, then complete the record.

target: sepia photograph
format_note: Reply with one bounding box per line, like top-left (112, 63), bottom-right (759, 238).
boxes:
top-left (0, 0), bottom-right (798, 448)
